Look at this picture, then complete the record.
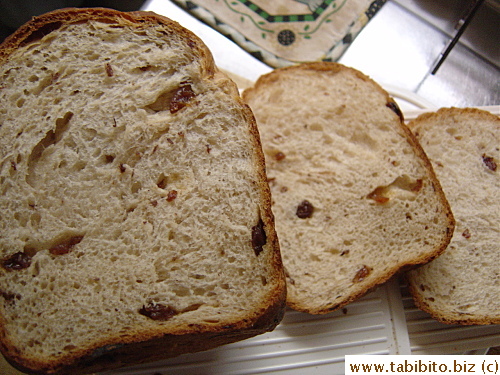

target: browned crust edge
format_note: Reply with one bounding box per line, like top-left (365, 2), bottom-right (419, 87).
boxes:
top-left (244, 62), bottom-right (455, 315)
top-left (0, 7), bottom-right (286, 374)
top-left (3, 297), bottom-right (286, 375)
top-left (406, 277), bottom-right (500, 326)
top-left (0, 8), bottom-right (209, 69)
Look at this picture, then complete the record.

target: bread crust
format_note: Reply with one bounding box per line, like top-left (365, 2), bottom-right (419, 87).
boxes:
top-left (406, 107), bottom-right (499, 325)
top-left (3, 299), bottom-right (286, 375)
top-left (244, 62), bottom-right (454, 314)
top-left (0, 8), bottom-right (286, 374)
top-left (0, 8), bottom-right (208, 68)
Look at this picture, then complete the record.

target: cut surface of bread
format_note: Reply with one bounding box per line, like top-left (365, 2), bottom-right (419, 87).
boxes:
top-left (243, 62), bottom-right (454, 314)
top-left (406, 107), bottom-right (499, 325)
top-left (0, 8), bottom-right (285, 374)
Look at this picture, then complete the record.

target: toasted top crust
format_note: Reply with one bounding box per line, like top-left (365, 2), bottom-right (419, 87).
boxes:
top-left (0, 8), bottom-right (208, 66)
top-left (0, 8), bottom-right (285, 374)
top-left (406, 107), bottom-right (499, 325)
top-left (243, 62), bottom-right (454, 314)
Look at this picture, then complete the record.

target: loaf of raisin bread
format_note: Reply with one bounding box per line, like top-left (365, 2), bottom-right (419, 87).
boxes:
top-left (242, 62), bottom-right (454, 314)
top-left (406, 107), bottom-right (499, 325)
top-left (0, 8), bottom-right (286, 374)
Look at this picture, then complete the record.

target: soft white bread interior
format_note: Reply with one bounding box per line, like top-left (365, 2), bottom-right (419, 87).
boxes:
top-left (0, 8), bottom-right (285, 374)
top-left (243, 62), bottom-right (454, 314)
top-left (406, 107), bottom-right (499, 325)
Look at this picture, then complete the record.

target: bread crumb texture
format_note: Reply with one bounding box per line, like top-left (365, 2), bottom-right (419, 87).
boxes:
top-left (0, 11), bottom-right (283, 368)
top-left (407, 108), bottom-right (499, 325)
top-left (243, 63), bottom-right (454, 314)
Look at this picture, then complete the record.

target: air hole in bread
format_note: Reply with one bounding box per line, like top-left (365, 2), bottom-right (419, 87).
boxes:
top-left (55, 159), bottom-right (67, 169)
top-left (261, 276), bottom-right (268, 286)
top-left (82, 128), bottom-right (97, 141)
top-left (30, 212), bottom-right (41, 227)
top-left (32, 72), bottom-right (59, 95)
top-left (236, 268), bottom-right (245, 277)
top-left (172, 284), bottom-right (190, 297)
top-left (325, 248), bottom-right (340, 255)
top-left (458, 304), bottom-right (473, 312)
top-left (334, 104), bottom-right (346, 115)
top-left (48, 234), bottom-right (84, 256)
top-left (268, 88), bottom-right (283, 103)
top-left (203, 319), bottom-right (220, 324)
top-left (193, 288), bottom-right (207, 296)
top-left (309, 123), bottom-right (323, 131)
top-left (310, 254), bottom-right (320, 262)
top-left (156, 173), bottom-right (168, 189)
top-left (445, 127), bottom-right (457, 136)
top-left (322, 133), bottom-right (334, 145)
top-left (13, 211), bottom-right (26, 226)
top-left (9, 91), bottom-right (22, 103)
top-left (84, 51), bottom-right (100, 61)
top-left (133, 65), bottom-right (160, 73)
top-left (131, 181), bottom-right (142, 194)
top-left (183, 303), bottom-right (203, 312)
top-left (72, 160), bottom-right (87, 172)
top-left (367, 175), bottom-right (423, 204)
top-left (27, 111), bottom-right (73, 183)
top-left (16, 98), bottom-right (25, 108)
top-left (27, 339), bottom-right (42, 348)
top-left (350, 131), bottom-right (377, 150)
top-left (154, 261), bottom-right (169, 282)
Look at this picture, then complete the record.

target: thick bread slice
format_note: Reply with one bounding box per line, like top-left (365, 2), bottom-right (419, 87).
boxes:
top-left (242, 62), bottom-right (454, 314)
top-left (0, 8), bottom-right (286, 375)
top-left (406, 107), bottom-right (500, 325)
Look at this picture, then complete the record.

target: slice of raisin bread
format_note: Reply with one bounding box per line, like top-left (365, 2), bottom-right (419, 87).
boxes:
top-left (242, 62), bottom-right (454, 314)
top-left (406, 107), bottom-right (499, 325)
top-left (0, 8), bottom-right (286, 374)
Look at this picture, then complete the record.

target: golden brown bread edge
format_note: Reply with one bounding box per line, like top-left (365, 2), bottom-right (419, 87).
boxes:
top-left (243, 62), bottom-right (456, 314)
top-left (3, 305), bottom-right (286, 375)
top-left (0, 7), bottom-right (286, 375)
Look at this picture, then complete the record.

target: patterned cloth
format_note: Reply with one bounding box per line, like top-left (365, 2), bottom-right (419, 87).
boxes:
top-left (172, 0), bottom-right (386, 68)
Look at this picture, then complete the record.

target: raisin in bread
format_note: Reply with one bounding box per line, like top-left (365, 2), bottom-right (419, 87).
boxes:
top-left (242, 62), bottom-right (454, 314)
top-left (0, 8), bottom-right (286, 374)
top-left (406, 107), bottom-right (500, 325)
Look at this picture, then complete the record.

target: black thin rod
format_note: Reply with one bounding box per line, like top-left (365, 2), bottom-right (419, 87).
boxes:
top-left (431, 0), bottom-right (485, 75)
